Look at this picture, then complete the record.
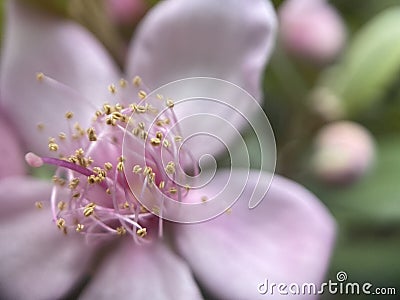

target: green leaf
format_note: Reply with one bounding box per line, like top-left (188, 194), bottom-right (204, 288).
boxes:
top-left (317, 7), bottom-right (400, 116)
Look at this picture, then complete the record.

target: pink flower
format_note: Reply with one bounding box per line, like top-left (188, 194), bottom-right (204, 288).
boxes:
top-left (0, 1), bottom-right (335, 299)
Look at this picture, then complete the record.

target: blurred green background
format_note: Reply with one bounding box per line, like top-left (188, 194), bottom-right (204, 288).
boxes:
top-left (1, 0), bottom-right (400, 299)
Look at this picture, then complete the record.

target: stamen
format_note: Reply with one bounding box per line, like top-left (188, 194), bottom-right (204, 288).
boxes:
top-left (108, 84), bottom-right (117, 94)
top-left (30, 76), bottom-right (200, 244)
top-left (65, 111), bottom-right (74, 119)
top-left (132, 75), bottom-right (142, 87)
top-left (136, 227), bottom-right (147, 238)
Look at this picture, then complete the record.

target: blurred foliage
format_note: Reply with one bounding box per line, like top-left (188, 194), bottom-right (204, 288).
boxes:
top-left (266, 1), bottom-right (400, 299)
top-left (317, 8), bottom-right (400, 118)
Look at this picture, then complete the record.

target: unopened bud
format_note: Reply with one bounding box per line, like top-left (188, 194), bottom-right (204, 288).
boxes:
top-left (106, 0), bottom-right (148, 25)
top-left (311, 121), bottom-right (375, 185)
top-left (279, 0), bottom-right (346, 63)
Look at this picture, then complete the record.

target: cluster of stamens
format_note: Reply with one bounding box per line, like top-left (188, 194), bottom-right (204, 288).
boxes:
top-left (28, 74), bottom-right (198, 243)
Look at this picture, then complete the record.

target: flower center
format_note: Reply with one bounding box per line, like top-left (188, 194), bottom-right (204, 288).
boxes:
top-left (26, 75), bottom-right (198, 244)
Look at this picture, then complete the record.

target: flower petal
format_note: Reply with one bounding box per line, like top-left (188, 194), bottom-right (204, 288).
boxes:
top-left (127, 0), bottom-right (276, 100)
top-left (0, 177), bottom-right (95, 300)
top-left (172, 170), bottom-right (336, 299)
top-left (126, 0), bottom-right (276, 159)
top-left (0, 112), bottom-right (25, 178)
top-left (80, 241), bottom-right (202, 300)
top-left (0, 1), bottom-right (119, 154)
top-left (0, 176), bottom-right (50, 218)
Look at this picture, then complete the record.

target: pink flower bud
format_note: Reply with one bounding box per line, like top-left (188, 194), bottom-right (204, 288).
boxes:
top-left (311, 121), bottom-right (375, 185)
top-left (279, 0), bottom-right (346, 63)
top-left (106, 0), bottom-right (147, 25)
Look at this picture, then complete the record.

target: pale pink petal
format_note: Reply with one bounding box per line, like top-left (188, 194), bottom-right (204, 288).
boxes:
top-left (0, 112), bottom-right (25, 178)
top-left (0, 176), bottom-right (50, 218)
top-left (173, 170), bottom-right (336, 299)
top-left (0, 177), bottom-right (95, 300)
top-left (80, 241), bottom-right (202, 300)
top-left (127, 0), bottom-right (276, 100)
top-left (0, 1), bottom-right (119, 154)
top-left (126, 0), bottom-right (276, 159)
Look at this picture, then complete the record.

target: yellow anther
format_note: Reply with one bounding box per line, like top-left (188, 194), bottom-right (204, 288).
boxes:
top-left (132, 127), bottom-right (140, 136)
top-left (72, 192), bottom-right (81, 199)
top-left (132, 165), bottom-right (142, 174)
top-left (166, 98), bottom-right (174, 108)
top-left (35, 201), bottom-right (43, 209)
top-left (75, 148), bottom-right (84, 157)
top-left (95, 110), bottom-right (102, 117)
top-left (56, 218), bottom-right (66, 230)
top-left (148, 172), bottom-right (155, 185)
top-left (87, 175), bottom-right (97, 184)
top-left (52, 175), bottom-right (65, 186)
top-left (48, 142), bottom-right (59, 152)
top-left (156, 118), bottom-right (171, 126)
top-left (136, 227), bottom-right (147, 238)
top-left (150, 137), bottom-right (161, 146)
top-left (104, 162), bottom-right (113, 171)
top-left (69, 178), bottom-right (80, 189)
top-left (58, 132), bottom-right (67, 140)
top-left (159, 181), bottom-right (165, 189)
top-left (83, 202), bottom-right (96, 217)
top-left (65, 111), bottom-right (74, 119)
top-left (36, 72), bottom-right (44, 81)
top-left (156, 94), bottom-right (163, 100)
top-left (140, 131), bottom-right (148, 140)
top-left (143, 166), bottom-right (152, 176)
top-left (119, 78), bottom-right (127, 88)
top-left (138, 90), bottom-right (147, 99)
top-left (122, 201), bottom-right (130, 209)
top-left (201, 196), bottom-right (208, 203)
top-left (86, 127), bottom-right (97, 141)
top-left (163, 139), bottom-right (170, 148)
top-left (174, 136), bottom-right (183, 142)
top-left (156, 131), bottom-right (163, 139)
top-left (132, 75), bottom-right (142, 87)
top-left (136, 105), bottom-right (147, 113)
top-left (117, 161), bottom-right (124, 172)
top-left (169, 187), bottom-right (178, 194)
top-left (57, 201), bottom-right (67, 211)
top-left (225, 208), bottom-right (233, 215)
top-left (138, 122), bottom-right (145, 130)
top-left (93, 167), bottom-right (102, 174)
top-left (116, 226), bottom-right (127, 236)
top-left (105, 117), bottom-right (117, 126)
top-left (76, 224), bottom-right (85, 232)
top-left (103, 104), bottom-right (112, 115)
top-left (111, 111), bottom-right (124, 120)
top-left (165, 161), bottom-right (175, 174)
top-left (185, 184), bottom-right (191, 191)
top-left (106, 188), bottom-right (111, 195)
top-left (108, 84), bottom-right (117, 94)
top-left (115, 103), bottom-right (124, 111)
